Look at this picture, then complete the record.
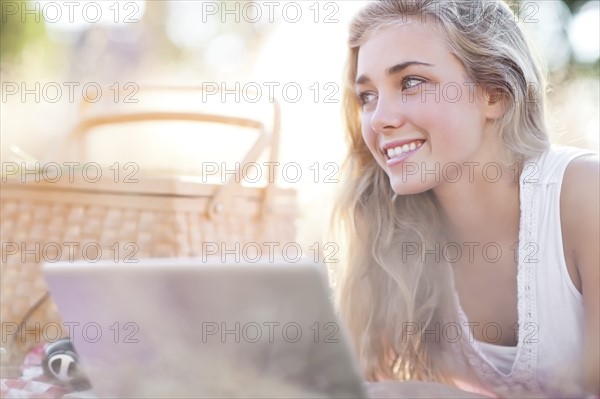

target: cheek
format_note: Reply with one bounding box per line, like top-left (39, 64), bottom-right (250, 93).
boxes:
top-left (415, 98), bottom-right (483, 147)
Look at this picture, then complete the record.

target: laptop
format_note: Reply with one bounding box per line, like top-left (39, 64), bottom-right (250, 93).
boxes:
top-left (42, 257), bottom-right (367, 398)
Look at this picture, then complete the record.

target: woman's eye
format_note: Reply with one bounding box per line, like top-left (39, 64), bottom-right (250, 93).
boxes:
top-left (358, 92), bottom-right (376, 106)
top-left (402, 77), bottom-right (424, 92)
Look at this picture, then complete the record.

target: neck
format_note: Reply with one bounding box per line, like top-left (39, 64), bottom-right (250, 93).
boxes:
top-left (432, 161), bottom-right (521, 244)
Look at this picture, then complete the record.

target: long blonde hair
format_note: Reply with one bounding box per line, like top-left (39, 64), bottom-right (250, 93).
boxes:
top-left (331, 0), bottom-right (550, 383)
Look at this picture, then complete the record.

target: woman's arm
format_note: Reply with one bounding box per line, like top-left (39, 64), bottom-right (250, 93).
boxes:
top-left (562, 155), bottom-right (600, 396)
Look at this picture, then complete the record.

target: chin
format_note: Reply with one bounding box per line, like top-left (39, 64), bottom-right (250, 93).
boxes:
top-left (388, 175), bottom-right (438, 196)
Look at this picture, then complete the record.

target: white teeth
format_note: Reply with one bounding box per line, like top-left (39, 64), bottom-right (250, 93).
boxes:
top-left (384, 140), bottom-right (424, 159)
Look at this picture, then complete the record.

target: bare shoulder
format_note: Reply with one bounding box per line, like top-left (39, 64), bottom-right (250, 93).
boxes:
top-left (562, 153), bottom-right (600, 193)
top-left (561, 153), bottom-right (600, 243)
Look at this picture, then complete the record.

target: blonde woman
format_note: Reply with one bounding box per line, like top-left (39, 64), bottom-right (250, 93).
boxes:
top-left (332, 0), bottom-right (599, 397)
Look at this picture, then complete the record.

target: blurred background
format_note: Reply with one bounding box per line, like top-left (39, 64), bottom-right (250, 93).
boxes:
top-left (1, 0), bottom-right (599, 246)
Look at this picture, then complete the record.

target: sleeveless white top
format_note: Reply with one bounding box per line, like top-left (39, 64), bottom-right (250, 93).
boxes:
top-left (476, 340), bottom-right (518, 375)
top-left (451, 145), bottom-right (596, 398)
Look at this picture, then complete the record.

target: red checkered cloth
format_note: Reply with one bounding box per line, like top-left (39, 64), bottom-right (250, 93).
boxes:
top-left (1, 344), bottom-right (95, 399)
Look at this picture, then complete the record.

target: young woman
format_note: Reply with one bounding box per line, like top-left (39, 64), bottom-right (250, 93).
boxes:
top-left (332, 1), bottom-right (599, 397)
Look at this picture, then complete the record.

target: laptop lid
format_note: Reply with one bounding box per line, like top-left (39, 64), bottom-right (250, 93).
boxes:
top-left (42, 257), bottom-right (366, 398)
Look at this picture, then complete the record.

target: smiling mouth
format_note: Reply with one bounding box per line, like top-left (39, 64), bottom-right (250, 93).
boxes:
top-left (384, 140), bottom-right (425, 161)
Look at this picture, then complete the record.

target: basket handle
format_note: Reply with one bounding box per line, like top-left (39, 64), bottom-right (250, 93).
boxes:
top-left (69, 86), bottom-right (281, 220)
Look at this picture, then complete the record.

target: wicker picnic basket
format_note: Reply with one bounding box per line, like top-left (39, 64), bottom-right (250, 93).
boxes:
top-left (0, 87), bottom-right (298, 363)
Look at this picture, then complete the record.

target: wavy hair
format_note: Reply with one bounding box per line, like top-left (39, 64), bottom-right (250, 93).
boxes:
top-left (331, 0), bottom-right (550, 385)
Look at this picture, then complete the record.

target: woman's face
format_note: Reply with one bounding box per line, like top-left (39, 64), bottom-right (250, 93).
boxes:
top-left (355, 22), bottom-right (501, 195)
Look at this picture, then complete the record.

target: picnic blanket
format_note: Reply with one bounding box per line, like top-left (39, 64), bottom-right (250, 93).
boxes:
top-left (1, 344), bottom-right (95, 399)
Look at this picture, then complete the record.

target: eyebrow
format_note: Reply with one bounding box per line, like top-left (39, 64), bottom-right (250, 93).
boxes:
top-left (355, 61), bottom-right (434, 85)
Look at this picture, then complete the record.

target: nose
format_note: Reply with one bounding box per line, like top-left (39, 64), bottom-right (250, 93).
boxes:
top-left (369, 95), bottom-right (405, 134)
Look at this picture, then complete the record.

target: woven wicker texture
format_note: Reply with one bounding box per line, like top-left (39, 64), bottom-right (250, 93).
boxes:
top-left (1, 88), bottom-right (298, 362)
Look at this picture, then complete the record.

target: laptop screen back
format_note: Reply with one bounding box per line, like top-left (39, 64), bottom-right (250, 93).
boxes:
top-left (43, 257), bottom-right (366, 398)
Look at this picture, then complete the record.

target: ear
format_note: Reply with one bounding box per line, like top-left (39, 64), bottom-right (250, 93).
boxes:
top-left (481, 87), bottom-right (506, 120)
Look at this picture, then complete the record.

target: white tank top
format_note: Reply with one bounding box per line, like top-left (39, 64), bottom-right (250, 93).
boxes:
top-left (451, 145), bottom-right (596, 398)
top-left (476, 340), bottom-right (518, 375)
